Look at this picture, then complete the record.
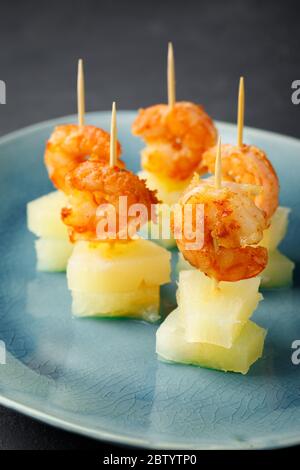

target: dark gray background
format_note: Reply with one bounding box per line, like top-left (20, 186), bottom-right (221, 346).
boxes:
top-left (0, 0), bottom-right (299, 450)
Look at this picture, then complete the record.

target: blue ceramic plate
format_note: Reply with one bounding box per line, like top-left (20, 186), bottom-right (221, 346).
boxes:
top-left (0, 111), bottom-right (299, 449)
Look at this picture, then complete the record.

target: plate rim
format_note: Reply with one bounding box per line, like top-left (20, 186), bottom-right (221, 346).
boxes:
top-left (1, 393), bottom-right (300, 450)
top-left (0, 110), bottom-right (299, 450)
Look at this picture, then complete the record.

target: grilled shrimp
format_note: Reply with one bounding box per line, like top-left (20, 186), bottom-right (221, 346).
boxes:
top-left (132, 102), bottom-right (217, 181)
top-left (61, 161), bottom-right (158, 242)
top-left (45, 124), bottom-right (123, 191)
top-left (173, 180), bottom-right (268, 281)
top-left (201, 143), bottom-right (279, 220)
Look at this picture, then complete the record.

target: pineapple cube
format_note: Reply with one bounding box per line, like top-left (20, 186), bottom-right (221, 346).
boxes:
top-left (138, 170), bottom-right (191, 248)
top-left (140, 221), bottom-right (176, 249)
top-left (260, 206), bottom-right (290, 251)
top-left (71, 285), bottom-right (160, 322)
top-left (138, 170), bottom-right (191, 206)
top-left (261, 249), bottom-right (295, 289)
top-left (27, 191), bottom-right (73, 272)
top-left (27, 190), bottom-right (69, 239)
top-left (152, 233), bottom-right (176, 249)
top-left (139, 204), bottom-right (176, 249)
top-left (156, 309), bottom-right (266, 374)
top-left (67, 238), bottom-right (171, 293)
top-left (177, 252), bottom-right (195, 272)
top-left (178, 270), bottom-right (262, 348)
top-left (177, 249), bottom-right (295, 290)
top-left (258, 206), bottom-right (294, 288)
top-left (35, 238), bottom-right (73, 272)
top-left (67, 238), bottom-right (171, 320)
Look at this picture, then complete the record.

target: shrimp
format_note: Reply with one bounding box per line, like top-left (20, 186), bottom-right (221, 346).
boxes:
top-left (61, 161), bottom-right (159, 242)
top-left (173, 180), bottom-right (268, 281)
top-left (132, 102), bottom-right (217, 181)
top-left (45, 124), bottom-right (123, 191)
top-left (201, 144), bottom-right (279, 220)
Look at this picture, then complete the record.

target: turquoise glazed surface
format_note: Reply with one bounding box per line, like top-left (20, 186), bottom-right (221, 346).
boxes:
top-left (0, 111), bottom-right (299, 449)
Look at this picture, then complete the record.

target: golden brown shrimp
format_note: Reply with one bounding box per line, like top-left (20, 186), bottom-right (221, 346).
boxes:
top-left (201, 144), bottom-right (279, 220)
top-left (61, 161), bottom-right (159, 242)
top-left (45, 124), bottom-right (123, 191)
top-left (173, 180), bottom-right (268, 281)
top-left (132, 102), bottom-right (217, 181)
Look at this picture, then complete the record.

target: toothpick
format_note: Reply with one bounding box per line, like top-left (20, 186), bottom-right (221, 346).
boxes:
top-left (237, 76), bottom-right (244, 147)
top-left (214, 137), bottom-right (222, 189)
top-left (77, 59), bottom-right (85, 128)
top-left (110, 101), bottom-right (117, 167)
top-left (167, 42), bottom-right (176, 108)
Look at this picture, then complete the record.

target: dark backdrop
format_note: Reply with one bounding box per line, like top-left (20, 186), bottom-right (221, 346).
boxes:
top-left (0, 0), bottom-right (299, 450)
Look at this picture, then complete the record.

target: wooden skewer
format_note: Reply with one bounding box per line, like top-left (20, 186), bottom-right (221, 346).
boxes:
top-left (77, 59), bottom-right (85, 128)
top-left (237, 76), bottom-right (244, 147)
top-left (214, 136), bottom-right (222, 189)
top-left (110, 101), bottom-right (117, 167)
top-left (167, 42), bottom-right (176, 108)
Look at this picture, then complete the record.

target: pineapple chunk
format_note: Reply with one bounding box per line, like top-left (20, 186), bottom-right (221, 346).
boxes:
top-left (178, 270), bottom-right (262, 348)
top-left (178, 207), bottom-right (292, 267)
top-left (71, 285), bottom-right (160, 322)
top-left (151, 233), bottom-right (176, 249)
top-left (67, 238), bottom-right (171, 294)
top-left (138, 170), bottom-right (190, 248)
top-left (139, 170), bottom-right (191, 206)
top-left (156, 309), bottom-right (266, 374)
top-left (140, 221), bottom-right (176, 249)
top-left (28, 191), bottom-right (73, 272)
top-left (139, 204), bottom-right (176, 249)
top-left (67, 239), bottom-right (170, 320)
top-left (177, 252), bottom-right (195, 272)
top-left (35, 238), bottom-right (73, 272)
top-left (259, 207), bottom-right (294, 288)
top-left (260, 206), bottom-right (290, 251)
top-left (177, 249), bottom-right (295, 290)
top-left (261, 249), bottom-right (295, 289)
top-left (27, 190), bottom-right (69, 239)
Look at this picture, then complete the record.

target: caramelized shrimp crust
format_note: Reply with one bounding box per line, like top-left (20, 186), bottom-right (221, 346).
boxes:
top-left (62, 161), bottom-right (159, 242)
top-left (132, 102), bottom-right (217, 180)
top-left (202, 144), bottom-right (279, 220)
top-left (173, 181), bottom-right (268, 281)
top-left (45, 124), bottom-right (123, 191)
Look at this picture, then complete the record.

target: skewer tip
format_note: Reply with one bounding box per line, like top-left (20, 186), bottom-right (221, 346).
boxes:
top-left (110, 101), bottom-right (117, 168)
top-left (167, 42), bottom-right (176, 108)
top-left (77, 59), bottom-right (84, 79)
top-left (237, 76), bottom-right (245, 147)
top-left (77, 58), bottom-right (85, 128)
